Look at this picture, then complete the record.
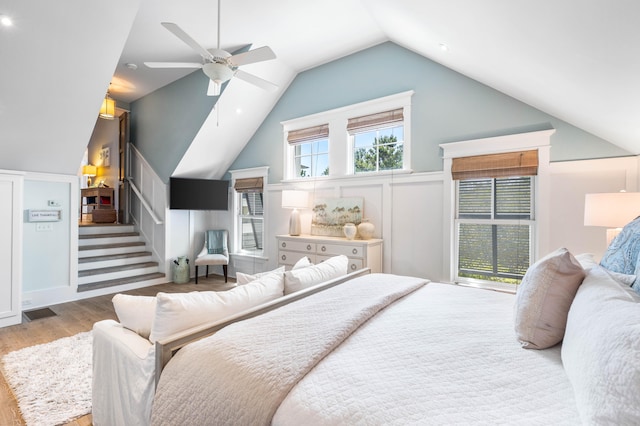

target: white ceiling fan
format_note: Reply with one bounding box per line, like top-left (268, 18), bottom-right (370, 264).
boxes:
top-left (144, 0), bottom-right (277, 96)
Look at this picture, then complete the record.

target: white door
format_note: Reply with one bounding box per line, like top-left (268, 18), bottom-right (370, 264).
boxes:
top-left (0, 174), bottom-right (22, 327)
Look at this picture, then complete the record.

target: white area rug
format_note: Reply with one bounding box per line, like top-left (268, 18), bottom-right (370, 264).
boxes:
top-left (1, 332), bottom-right (92, 426)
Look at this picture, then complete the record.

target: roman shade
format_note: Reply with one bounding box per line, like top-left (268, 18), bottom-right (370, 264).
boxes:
top-left (347, 108), bottom-right (404, 133)
top-left (234, 177), bottom-right (263, 193)
top-left (451, 150), bottom-right (538, 180)
top-left (287, 124), bottom-right (329, 145)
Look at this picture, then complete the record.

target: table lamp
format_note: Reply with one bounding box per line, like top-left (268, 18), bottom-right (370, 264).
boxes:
top-left (282, 190), bottom-right (308, 236)
top-left (584, 191), bottom-right (640, 245)
top-left (82, 165), bottom-right (97, 187)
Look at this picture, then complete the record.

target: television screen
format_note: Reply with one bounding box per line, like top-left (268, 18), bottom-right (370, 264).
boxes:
top-left (169, 177), bottom-right (229, 210)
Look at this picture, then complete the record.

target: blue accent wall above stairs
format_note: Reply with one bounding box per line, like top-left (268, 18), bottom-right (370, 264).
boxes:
top-left (129, 70), bottom-right (219, 184)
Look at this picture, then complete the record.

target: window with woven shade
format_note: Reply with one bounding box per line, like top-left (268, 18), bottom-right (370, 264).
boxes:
top-left (454, 150), bottom-right (537, 285)
top-left (231, 170), bottom-right (267, 254)
top-left (348, 108), bottom-right (405, 174)
top-left (287, 124), bottom-right (329, 178)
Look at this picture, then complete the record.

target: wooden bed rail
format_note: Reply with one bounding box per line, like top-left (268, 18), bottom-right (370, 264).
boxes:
top-left (154, 268), bottom-right (371, 386)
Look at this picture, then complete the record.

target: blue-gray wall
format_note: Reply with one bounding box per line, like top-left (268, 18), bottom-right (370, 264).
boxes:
top-left (227, 42), bottom-right (629, 182)
top-left (130, 70), bottom-right (218, 183)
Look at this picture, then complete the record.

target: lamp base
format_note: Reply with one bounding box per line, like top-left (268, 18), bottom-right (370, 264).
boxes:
top-left (606, 228), bottom-right (622, 246)
top-left (289, 208), bottom-right (301, 236)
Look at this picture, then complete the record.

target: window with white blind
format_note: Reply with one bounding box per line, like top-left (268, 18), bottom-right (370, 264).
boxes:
top-left (456, 176), bottom-right (534, 285)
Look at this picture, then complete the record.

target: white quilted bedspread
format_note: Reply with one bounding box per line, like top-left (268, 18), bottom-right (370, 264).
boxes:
top-left (151, 273), bottom-right (427, 425)
top-left (273, 283), bottom-right (580, 425)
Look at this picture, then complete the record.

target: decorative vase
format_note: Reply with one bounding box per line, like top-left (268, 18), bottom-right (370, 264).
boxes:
top-left (357, 219), bottom-right (375, 240)
top-left (343, 223), bottom-right (357, 240)
top-left (173, 256), bottom-right (190, 284)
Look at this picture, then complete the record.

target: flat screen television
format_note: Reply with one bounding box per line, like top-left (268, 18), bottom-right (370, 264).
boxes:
top-left (169, 177), bottom-right (229, 210)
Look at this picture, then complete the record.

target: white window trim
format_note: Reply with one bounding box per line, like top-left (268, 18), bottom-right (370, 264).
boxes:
top-left (440, 129), bottom-right (554, 286)
top-left (229, 166), bottom-right (269, 257)
top-left (282, 90), bottom-right (414, 181)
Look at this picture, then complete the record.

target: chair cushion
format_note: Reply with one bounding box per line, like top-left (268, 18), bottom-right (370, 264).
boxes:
top-left (194, 253), bottom-right (228, 266)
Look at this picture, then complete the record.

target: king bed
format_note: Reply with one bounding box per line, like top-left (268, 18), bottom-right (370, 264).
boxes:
top-left (93, 251), bottom-right (640, 425)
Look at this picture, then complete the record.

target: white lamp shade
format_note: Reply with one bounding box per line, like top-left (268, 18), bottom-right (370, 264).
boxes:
top-left (282, 190), bottom-right (308, 209)
top-left (584, 192), bottom-right (640, 227)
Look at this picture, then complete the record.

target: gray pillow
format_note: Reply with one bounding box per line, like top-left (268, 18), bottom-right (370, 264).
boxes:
top-left (514, 248), bottom-right (585, 349)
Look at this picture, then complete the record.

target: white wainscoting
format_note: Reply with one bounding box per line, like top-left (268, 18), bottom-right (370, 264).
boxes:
top-left (129, 144), bottom-right (167, 274)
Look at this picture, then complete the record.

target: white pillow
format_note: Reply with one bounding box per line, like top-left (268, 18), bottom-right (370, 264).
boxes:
top-left (284, 255), bottom-right (348, 295)
top-left (149, 272), bottom-right (284, 343)
top-left (576, 253), bottom-right (636, 287)
top-left (236, 266), bottom-right (285, 285)
top-left (112, 294), bottom-right (157, 339)
top-left (292, 256), bottom-right (312, 270)
top-left (562, 264), bottom-right (640, 423)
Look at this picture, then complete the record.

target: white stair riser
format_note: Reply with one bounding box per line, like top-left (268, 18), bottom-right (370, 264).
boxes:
top-left (78, 255), bottom-right (155, 271)
top-left (78, 265), bottom-right (161, 285)
top-left (79, 225), bottom-right (135, 236)
top-left (79, 236), bottom-right (141, 246)
top-left (79, 245), bottom-right (147, 258)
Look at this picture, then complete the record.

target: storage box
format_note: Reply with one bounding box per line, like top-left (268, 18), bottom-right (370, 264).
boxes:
top-left (91, 209), bottom-right (117, 223)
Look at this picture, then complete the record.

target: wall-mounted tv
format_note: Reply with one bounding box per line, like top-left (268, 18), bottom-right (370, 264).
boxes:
top-left (169, 177), bottom-right (229, 210)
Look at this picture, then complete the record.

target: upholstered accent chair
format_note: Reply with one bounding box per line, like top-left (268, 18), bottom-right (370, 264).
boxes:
top-left (194, 229), bottom-right (229, 283)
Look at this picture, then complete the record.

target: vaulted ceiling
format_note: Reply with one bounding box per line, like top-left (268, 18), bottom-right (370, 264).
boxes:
top-left (2, 0), bottom-right (639, 176)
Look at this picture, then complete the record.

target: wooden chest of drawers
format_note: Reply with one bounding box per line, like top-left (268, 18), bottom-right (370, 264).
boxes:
top-left (276, 235), bottom-right (383, 273)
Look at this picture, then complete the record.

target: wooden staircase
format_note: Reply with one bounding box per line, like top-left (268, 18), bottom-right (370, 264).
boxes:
top-left (78, 224), bottom-right (166, 292)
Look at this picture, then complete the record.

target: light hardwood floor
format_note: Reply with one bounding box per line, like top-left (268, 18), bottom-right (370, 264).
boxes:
top-left (0, 275), bottom-right (234, 426)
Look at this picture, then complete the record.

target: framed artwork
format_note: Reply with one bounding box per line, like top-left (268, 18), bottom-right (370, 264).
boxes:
top-left (100, 147), bottom-right (110, 167)
top-left (311, 197), bottom-right (363, 237)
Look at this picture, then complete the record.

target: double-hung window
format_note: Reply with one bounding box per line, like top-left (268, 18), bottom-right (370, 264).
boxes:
top-left (234, 177), bottom-right (264, 253)
top-left (287, 124), bottom-right (329, 178)
top-left (348, 109), bottom-right (405, 174)
top-left (453, 150), bottom-right (538, 287)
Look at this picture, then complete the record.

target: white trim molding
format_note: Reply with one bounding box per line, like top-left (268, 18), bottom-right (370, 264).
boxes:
top-left (281, 91), bottom-right (414, 180)
top-left (440, 129), bottom-right (555, 283)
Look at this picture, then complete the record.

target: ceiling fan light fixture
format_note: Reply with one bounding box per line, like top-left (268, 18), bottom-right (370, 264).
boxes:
top-left (99, 92), bottom-right (116, 120)
top-left (202, 62), bottom-right (234, 85)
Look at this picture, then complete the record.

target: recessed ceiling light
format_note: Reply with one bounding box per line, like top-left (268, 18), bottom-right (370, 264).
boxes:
top-left (236, 108), bottom-right (243, 115)
top-left (439, 43), bottom-right (449, 52)
top-left (125, 63), bottom-right (138, 70)
top-left (0, 15), bottom-right (13, 27)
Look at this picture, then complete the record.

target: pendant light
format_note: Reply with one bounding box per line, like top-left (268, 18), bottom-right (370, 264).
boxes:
top-left (99, 92), bottom-right (116, 120)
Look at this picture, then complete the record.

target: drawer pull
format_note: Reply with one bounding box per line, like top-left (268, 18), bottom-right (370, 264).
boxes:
top-left (281, 242), bottom-right (286, 248)
top-left (321, 246), bottom-right (326, 252)
top-left (352, 248), bottom-right (358, 255)
top-left (307, 244), bottom-right (312, 251)
top-left (281, 254), bottom-right (286, 261)
top-left (350, 264), bottom-right (357, 270)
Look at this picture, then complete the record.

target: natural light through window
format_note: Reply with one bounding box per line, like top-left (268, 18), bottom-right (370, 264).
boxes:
top-left (294, 138), bottom-right (329, 178)
top-left (352, 125), bottom-right (404, 173)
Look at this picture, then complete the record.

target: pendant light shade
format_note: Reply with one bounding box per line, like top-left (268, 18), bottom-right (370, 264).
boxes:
top-left (99, 93), bottom-right (116, 120)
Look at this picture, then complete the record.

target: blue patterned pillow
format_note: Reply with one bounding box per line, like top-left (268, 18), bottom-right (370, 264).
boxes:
top-left (599, 216), bottom-right (640, 294)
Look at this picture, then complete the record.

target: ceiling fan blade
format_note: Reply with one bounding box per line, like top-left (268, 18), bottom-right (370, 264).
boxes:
top-left (228, 46), bottom-right (276, 67)
top-left (234, 69), bottom-right (278, 92)
top-left (161, 22), bottom-right (213, 61)
top-left (144, 62), bottom-right (203, 69)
